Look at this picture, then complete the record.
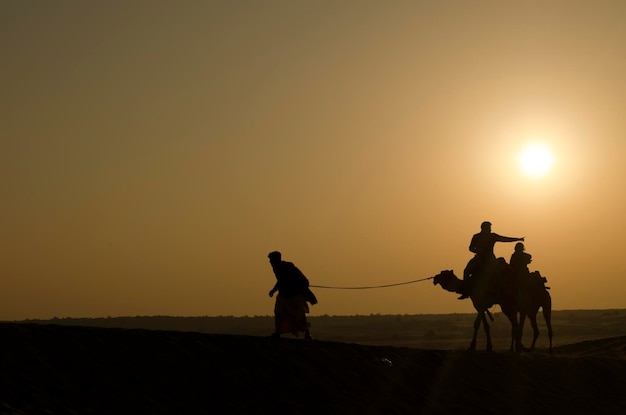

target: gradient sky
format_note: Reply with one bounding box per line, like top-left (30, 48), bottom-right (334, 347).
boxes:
top-left (2, 1), bottom-right (626, 320)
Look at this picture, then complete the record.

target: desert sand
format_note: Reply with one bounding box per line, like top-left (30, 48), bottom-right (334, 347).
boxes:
top-left (1, 322), bottom-right (625, 414)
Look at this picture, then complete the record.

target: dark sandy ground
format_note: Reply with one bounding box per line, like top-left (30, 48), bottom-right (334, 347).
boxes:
top-left (1, 323), bottom-right (625, 414)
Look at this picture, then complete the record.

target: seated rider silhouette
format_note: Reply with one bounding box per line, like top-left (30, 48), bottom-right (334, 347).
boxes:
top-left (510, 242), bottom-right (532, 277)
top-left (510, 242), bottom-right (549, 290)
top-left (509, 242), bottom-right (532, 304)
top-left (458, 221), bottom-right (524, 299)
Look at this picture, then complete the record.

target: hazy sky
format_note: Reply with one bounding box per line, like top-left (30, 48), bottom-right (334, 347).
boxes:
top-left (2, 1), bottom-right (626, 320)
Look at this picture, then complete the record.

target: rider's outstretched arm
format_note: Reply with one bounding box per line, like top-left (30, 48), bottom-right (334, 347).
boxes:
top-left (495, 234), bottom-right (524, 243)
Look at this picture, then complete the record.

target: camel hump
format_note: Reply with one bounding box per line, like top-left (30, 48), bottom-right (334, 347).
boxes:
top-left (529, 270), bottom-right (549, 289)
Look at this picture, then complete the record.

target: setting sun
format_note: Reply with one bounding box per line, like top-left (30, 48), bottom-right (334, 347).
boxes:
top-left (519, 144), bottom-right (554, 178)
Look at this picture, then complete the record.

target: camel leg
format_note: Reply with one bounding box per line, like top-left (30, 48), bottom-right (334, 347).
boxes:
top-left (482, 313), bottom-right (492, 352)
top-left (519, 313), bottom-right (526, 340)
top-left (528, 313), bottom-right (540, 351)
top-left (510, 313), bottom-right (524, 351)
top-left (469, 313), bottom-right (482, 351)
top-left (504, 312), bottom-right (521, 352)
top-left (543, 303), bottom-right (553, 354)
top-left (508, 313), bottom-right (516, 351)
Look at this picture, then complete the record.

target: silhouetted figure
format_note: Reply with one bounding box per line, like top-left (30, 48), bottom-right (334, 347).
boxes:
top-left (458, 221), bottom-right (524, 299)
top-left (268, 251), bottom-right (316, 339)
top-left (510, 242), bottom-right (549, 290)
top-left (510, 242), bottom-right (532, 277)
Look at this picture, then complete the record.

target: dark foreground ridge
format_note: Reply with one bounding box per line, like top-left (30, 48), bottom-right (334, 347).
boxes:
top-left (1, 323), bottom-right (626, 414)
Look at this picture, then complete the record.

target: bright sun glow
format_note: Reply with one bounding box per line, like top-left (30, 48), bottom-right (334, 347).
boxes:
top-left (519, 144), bottom-right (554, 178)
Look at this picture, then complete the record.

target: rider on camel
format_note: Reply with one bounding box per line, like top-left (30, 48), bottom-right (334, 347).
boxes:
top-left (510, 242), bottom-right (549, 290)
top-left (510, 242), bottom-right (532, 277)
top-left (458, 221), bottom-right (524, 299)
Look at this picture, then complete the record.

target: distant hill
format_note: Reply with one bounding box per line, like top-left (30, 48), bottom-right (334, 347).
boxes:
top-left (1, 323), bottom-right (625, 414)
top-left (10, 309), bottom-right (626, 351)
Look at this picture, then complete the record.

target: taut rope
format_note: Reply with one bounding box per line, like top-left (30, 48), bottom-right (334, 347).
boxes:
top-left (310, 276), bottom-right (434, 290)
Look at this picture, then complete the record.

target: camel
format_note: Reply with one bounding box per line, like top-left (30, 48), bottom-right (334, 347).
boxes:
top-left (433, 258), bottom-right (522, 352)
top-left (515, 271), bottom-right (553, 353)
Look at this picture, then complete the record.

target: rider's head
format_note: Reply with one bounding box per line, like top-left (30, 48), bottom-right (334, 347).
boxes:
top-left (480, 221), bottom-right (492, 232)
top-left (268, 251), bottom-right (282, 265)
top-left (515, 242), bottom-right (525, 252)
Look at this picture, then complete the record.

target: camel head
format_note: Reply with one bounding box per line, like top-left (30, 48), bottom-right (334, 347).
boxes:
top-left (433, 270), bottom-right (462, 293)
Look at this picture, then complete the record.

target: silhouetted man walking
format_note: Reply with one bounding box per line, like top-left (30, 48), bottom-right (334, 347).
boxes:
top-left (268, 251), bottom-right (316, 339)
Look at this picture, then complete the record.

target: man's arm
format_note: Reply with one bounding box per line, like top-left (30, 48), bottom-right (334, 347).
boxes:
top-left (269, 281), bottom-right (279, 297)
top-left (495, 234), bottom-right (524, 243)
top-left (269, 265), bottom-right (281, 297)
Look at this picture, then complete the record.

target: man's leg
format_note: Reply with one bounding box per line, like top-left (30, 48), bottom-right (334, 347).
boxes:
top-left (271, 314), bottom-right (281, 338)
top-left (272, 299), bottom-right (282, 338)
top-left (459, 259), bottom-right (477, 299)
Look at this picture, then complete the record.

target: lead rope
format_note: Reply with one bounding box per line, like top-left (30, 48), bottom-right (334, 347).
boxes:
top-left (310, 276), bottom-right (434, 290)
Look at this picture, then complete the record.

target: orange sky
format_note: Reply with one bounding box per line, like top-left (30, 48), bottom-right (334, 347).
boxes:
top-left (2, 1), bottom-right (625, 320)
